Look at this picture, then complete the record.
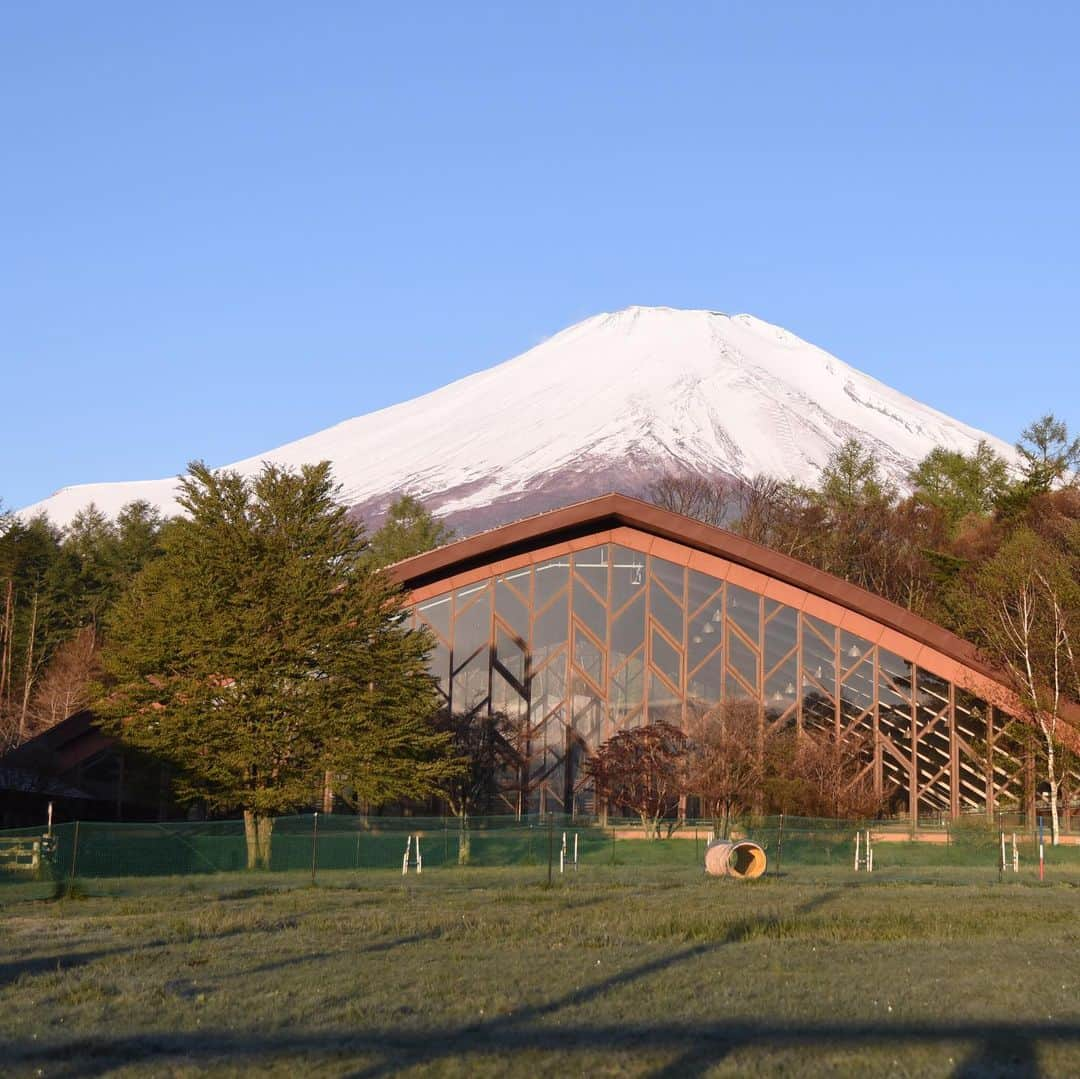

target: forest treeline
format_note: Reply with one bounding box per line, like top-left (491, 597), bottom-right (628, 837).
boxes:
top-left (2, 414), bottom-right (1077, 837)
top-left (0, 485), bottom-right (448, 753)
top-left (649, 413), bottom-right (1080, 631)
top-left (649, 413), bottom-right (1080, 839)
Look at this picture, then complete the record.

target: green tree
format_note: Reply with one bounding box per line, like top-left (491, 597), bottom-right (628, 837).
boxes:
top-left (955, 529), bottom-right (1080, 844)
top-left (1016, 413), bottom-right (1080, 495)
top-left (365, 495), bottom-right (453, 569)
top-left (818, 438), bottom-right (894, 509)
top-left (97, 461), bottom-right (457, 868)
top-left (909, 440), bottom-right (1012, 533)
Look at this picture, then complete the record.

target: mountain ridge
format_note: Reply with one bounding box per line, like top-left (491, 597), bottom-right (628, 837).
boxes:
top-left (18, 306), bottom-right (1015, 534)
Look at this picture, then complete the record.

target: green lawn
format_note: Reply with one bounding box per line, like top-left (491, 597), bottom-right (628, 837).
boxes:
top-left (4, 863), bottom-right (1080, 1076)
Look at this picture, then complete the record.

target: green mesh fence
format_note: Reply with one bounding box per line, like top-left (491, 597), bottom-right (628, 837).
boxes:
top-left (3, 812), bottom-right (1080, 900)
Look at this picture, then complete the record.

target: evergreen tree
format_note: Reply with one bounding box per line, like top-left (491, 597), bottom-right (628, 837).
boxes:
top-left (365, 495), bottom-right (453, 569)
top-left (1016, 413), bottom-right (1080, 494)
top-left (909, 440), bottom-right (1012, 533)
top-left (97, 461), bottom-right (457, 868)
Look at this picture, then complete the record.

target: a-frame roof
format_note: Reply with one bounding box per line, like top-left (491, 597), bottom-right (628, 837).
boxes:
top-left (389, 492), bottom-right (989, 671)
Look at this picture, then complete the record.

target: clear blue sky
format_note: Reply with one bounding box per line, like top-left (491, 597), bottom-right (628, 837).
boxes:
top-left (3, 2), bottom-right (1078, 510)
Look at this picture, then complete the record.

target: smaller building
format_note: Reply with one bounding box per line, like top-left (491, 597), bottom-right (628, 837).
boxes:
top-left (0, 710), bottom-right (172, 828)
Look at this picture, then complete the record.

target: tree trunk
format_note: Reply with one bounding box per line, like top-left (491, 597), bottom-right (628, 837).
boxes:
top-left (244, 811), bottom-right (274, 869)
top-left (244, 810), bottom-right (259, 870)
top-left (258, 815), bottom-right (274, 868)
top-left (457, 812), bottom-right (470, 865)
top-left (17, 592), bottom-right (38, 743)
top-left (1046, 734), bottom-right (1061, 846)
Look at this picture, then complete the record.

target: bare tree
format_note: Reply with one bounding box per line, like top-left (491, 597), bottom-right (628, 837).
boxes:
top-left (777, 730), bottom-right (890, 820)
top-left (584, 722), bottom-right (687, 838)
top-left (434, 707), bottom-right (512, 863)
top-left (27, 626), bottom-right (100, 734)
top-left (648, 473), bottom-right (733, 527)
top-left (960, 529), bottom-right (1080, 844)
top-left (683, 700), bottom-right (767, 838)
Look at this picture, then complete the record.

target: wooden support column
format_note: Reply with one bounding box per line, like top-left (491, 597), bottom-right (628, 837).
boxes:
top-left (909, 667), bottom-right (919, 824)
top-left (948, 683), bottom-right (960, 820)
top-left (872, 647), bottom-right (883, 799)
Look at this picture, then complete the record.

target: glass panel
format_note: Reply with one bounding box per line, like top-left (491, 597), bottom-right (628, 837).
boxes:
top-left (650, 579), bottom-right (684, 644)
top-left (840, 630), bottom-right (873, 668)
top-left (574, 628), bottom-right (605, 689)
top-left (496, 576), bottom-right (530, 641)
top-left (727, 584), bottom-right (760, 642)
top-left (727, 631), bottom-right (757, 690)
top-left (495, 626), bottom-right (526, 685)
top-left (416, 592), bottom-right (451, 641)
top-left (611, 545), bottom-right (647, 612)
top-left (531, 652), bottom-right (567, 716)
top-left (452, 649), bottom-right (488, 717)
top-left (878, 649), bottom-right (913, 769)
top-left (688, 618), bottom-right (722, 677)
top-left (534, 556), bottom-right (570, 609)
top-left (651, 629), bottom-right (681, 689)
top-left (571, 676), bottom-right (604, 747)
top-left (492, 666), bottom-right (527, 723)
top-left (455, 581), bottom-right (489, 607)
top-left (915, 668), bottom-right (951, 817)
top-left (688, 655), bottom-right (722, 706)
top-left (611, 651), bottom-right (644, 717)
top-left (573, 545), bottom-right (609, 599)
top-left (611, 592), bottom-right (645, 664)
top-left (573, 580), bottom-right (607, 643)
top-left (648, 670), bottom-right (681, 721)
top-left (764, 604), bottom-right (798, 673)
top-left (955, 691), bottom-right (989, 811)
top-left (990, 707), bottom-right (1025, 810)
top-left (430, 639), bottom-right (451, 701)
top-left (726, 670), bottom-right (752, 701)
top-left (764, 650), bottom-right (799, 714)
top-left (454, 588), bottom-right (491, 666)
top-left (840, 656), bottom-right (875, 727)
top-left (650, 556), bottom-right (685, 600)
top-left (801, 614), bottom-right (836, 695)
top-left (688, 570), bottom-right (723, 619)
top-left (532, 592), bottom-right (568, 654)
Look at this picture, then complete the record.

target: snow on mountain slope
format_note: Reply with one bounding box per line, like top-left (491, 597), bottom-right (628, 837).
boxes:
top-left (19, 306), bottom-right (1016, 532)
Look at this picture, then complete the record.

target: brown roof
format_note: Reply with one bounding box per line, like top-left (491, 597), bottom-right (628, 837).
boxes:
top-left (388, 492), bottom-right (998, 688)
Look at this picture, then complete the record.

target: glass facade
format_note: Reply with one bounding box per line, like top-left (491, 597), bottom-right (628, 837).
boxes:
top-left (410, 540), bottom-right (1025, 820)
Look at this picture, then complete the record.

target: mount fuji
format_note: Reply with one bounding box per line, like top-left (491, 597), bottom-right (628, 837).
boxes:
top-left (20, 306), bottom-right (1015, 535)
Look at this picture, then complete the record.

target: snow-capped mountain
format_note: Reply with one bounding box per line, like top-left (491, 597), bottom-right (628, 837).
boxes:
top-left (20, 307), bottom-right (1016, 534)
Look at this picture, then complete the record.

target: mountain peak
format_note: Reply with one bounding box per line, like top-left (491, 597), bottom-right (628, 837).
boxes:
top-left (19, 309), bottom-right (1014, 534)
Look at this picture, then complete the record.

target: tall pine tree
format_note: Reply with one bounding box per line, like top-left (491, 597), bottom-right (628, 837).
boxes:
top-left (97, 462), bottom-right (457, 868)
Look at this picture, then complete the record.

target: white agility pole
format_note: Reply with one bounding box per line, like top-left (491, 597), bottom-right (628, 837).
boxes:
top-left (855, 830), bottom-right (873, 872)
top-left (402, 834), bottom-right (422, 875)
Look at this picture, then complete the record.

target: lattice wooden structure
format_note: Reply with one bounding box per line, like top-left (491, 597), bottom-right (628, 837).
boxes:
top-left (394, 494), bottom-right (1070, 821)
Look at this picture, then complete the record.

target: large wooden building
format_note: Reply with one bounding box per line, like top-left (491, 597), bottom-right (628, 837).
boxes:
top-left (392, 493), bottom-right (1072, 821)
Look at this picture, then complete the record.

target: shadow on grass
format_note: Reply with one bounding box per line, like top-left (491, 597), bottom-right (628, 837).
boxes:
top-left (5, 1018), bottom-right (1060, 1078)
top-left (5, 889), bottom-right (1054, 1078)
top-left (0, 917), bottom-right (305, 990)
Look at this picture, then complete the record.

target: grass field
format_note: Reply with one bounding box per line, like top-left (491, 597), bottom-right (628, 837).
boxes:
top-left (4, 862), bottom-right (1080, 1077)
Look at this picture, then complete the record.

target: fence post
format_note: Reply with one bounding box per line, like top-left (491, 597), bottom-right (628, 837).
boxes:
top-left (775, 812), bottom-right (785, 878)
top-left (68, 820), bottom-right (80, 891)
top-left (311, 812), bottom-right (319, 885)
top-left (547, 813), bottom-right (554, 886)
